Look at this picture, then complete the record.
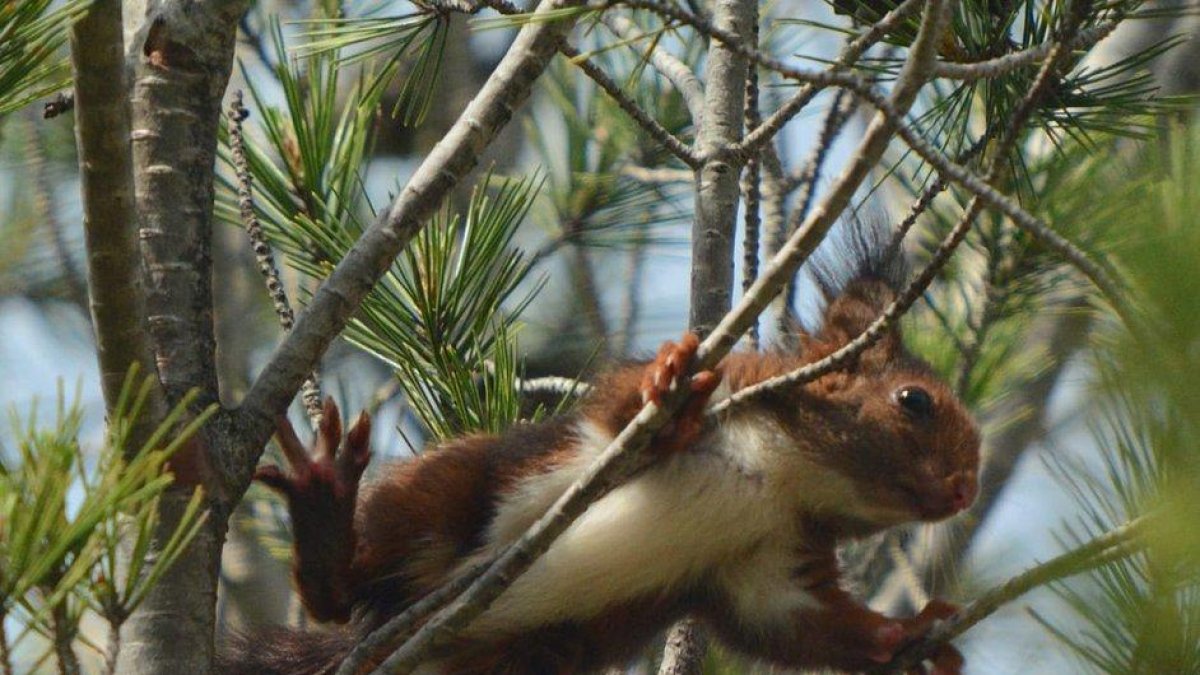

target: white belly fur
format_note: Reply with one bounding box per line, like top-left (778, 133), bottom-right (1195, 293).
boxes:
top-left (462, 417), bottom-right (802, 638)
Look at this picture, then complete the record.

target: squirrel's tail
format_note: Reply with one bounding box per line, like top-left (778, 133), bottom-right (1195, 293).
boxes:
top-left (217, 626), bottom-right (357, 675)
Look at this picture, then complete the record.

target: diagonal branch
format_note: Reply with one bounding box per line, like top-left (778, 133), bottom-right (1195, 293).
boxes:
top-left (873, 516), bottom-right (1148, 674)
top-left (362, 4), bottom-right (951, 672)
top-left (236, 0), bottom-right (587, 482)
top-left (933, 22), bottom-right (1117, 80)
top-left (600, 13), bottom-right (705, 126)
top-left (480, 0), bottom-right (700, 166)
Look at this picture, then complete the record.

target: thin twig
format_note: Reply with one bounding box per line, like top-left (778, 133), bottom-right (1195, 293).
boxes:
top-left (733, 0), bottom-right (925, 158)
top-left (0, 611), bottom-right (11, 675)
top-left (781, 89), bottom-right (854, 197)
top-left (620, 166), bottom-right (694, 183)
top-left (563, 43), bottom-right (702, 168)
top-left (740, 18), bottom-right (763, 350)
top-left (777, 67), bottom-right (1140, 328)
top-left (776, 89), bottom-right (855, 329)
top-left (601, 13), bottom-right (705, 125)
top-left (517, 375), bottom-right (592, 396)
top-left (23, 108), bottom-right (89, 311)
top-left (50, 601), bottom-right (80, 675)
top-left (481, 0), bottom-right (701, 167)
top-left (714, 195), bottom-right (985, 414)
top-left (364, 5), bottom-right (950, 672)
top-left (227, 91), bottom-right (324, 428)
top-left (873, 517), bottom-right (1148, 673)
top-left (103, 620), bottom-right (122, 675)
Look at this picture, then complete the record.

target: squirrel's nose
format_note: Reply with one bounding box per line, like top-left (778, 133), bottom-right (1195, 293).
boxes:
top-left (947, 470), bottom-right (977, 512)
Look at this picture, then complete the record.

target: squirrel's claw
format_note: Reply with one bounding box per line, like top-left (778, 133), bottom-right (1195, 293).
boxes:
top-left (642, 332), bottom-right (722, 453)
top-left (255, 399), bottom-right (374, 502)
top-left (895, 599), bottom-right (963, 675)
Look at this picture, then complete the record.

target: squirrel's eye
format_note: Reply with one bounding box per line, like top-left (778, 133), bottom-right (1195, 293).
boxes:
top-left (895, 386), bottom-right (934, 419)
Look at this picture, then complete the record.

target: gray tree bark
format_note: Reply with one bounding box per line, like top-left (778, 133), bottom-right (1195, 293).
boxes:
top-left (115, 0), bottom-right (247, 671)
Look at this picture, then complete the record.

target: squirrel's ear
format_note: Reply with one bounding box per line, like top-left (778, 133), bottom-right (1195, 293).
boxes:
top-left (817, 277), bottom-right (901, 369)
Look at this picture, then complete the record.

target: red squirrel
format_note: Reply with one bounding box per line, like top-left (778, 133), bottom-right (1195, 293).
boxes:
top-left (222, 259), bottom-right (981, 675)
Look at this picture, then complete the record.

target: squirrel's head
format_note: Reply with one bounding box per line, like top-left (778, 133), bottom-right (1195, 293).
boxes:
top-left (794, 265), bottom-right (981, 530)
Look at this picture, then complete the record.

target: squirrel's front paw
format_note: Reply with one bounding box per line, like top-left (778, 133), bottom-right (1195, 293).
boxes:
top-left (893, 599), bottom-right (963, 675)
top-left (641, 333), bottom-right (721, 452)
top-left (255, 398), bottom-right (372, 512)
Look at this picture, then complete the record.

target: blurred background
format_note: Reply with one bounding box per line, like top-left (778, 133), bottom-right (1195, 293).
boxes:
top-left (1, 0), bottom-right (1198, 672)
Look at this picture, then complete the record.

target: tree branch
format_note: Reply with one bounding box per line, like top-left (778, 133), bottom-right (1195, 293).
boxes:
top-left (933, 22), bottom-right (1117, 80)
top-left (600, 13), bottom-right (705, 126)
top-left (237, 0), bottom-right (587, 481)
top-left (481, 0), bottom-right (700, 167)
top-left (687, 0), bottom-right (754, 336)
top-left (226, 92), bottom-right (324, 428)
top-left (873, 516), bottom-right (1148, 674)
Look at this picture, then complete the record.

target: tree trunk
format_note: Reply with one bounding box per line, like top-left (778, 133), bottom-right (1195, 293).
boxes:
top-left (115, 0), bottom-right (247, 671)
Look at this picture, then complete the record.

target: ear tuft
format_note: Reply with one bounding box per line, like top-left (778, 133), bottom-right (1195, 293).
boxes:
top-left (808, 214), bottom-right (907, 363)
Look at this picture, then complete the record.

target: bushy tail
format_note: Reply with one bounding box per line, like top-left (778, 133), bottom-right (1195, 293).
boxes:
top-left (217, 626), bottom-right (357, 675)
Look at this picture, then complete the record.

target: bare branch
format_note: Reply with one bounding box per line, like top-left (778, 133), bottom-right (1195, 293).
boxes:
top-left (561, 42), bottom-right (702, 168)
top-left (688, 0), bottom-right (755, 336)
top-left (620, 166), bottom-right (695, 182)
top-left (227, 92), bottom-right (324, 428)
top-left (740, 90), bottom-right (762, 349)
top-left (336, 562), bottom-right (490, 675)
top-left (23, 110), bottom-right (88, 310)
top-left (601, 13), bottom-right (705, 125)
top-left (481, 0), bottom-right (700, 167)
top-left (737, 0), bottom-right (923, 157)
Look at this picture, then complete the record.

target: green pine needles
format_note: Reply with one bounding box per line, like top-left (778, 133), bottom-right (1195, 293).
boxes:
top-left (0, 367), bottom-right (212, 674)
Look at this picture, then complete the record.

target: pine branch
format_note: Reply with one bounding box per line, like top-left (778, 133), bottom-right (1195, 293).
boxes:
top-left (612, 0), bottom-right (922, 160)
top-left (799, 71), bottom-right (1139, 327)
top-left (362, 5), bottom-right (950, 672)
top-left (873, 516), bottom-right (1149, 674)
top-left (561, 42), bottom-right (702, 168)
top-left (933, 22), bottom-right (1117, 80)
top-left (775, 89), bottom-right (855, 329)
top-left (737, 0), bottom-right (924, 158)
top-left (237, 0), bottom-right (586, 478)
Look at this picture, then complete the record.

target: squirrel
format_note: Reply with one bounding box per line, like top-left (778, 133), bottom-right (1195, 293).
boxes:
top-left (220, 244), bottom-right (981, 675)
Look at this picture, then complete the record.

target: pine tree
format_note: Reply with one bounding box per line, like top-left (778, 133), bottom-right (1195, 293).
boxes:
top-left (0, 0), bottom-right (1196, 672)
